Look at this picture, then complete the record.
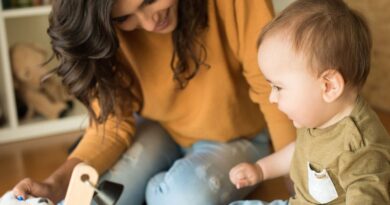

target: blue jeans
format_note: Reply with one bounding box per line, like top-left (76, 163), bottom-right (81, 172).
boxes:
top-left (98, 120), bottom-right (271, 205)
top-left (229, 200), bottom-right (288, 205)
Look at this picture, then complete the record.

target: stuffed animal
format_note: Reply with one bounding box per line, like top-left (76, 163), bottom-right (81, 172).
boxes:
top-left (10, 43), bottom-right (73, 121)
top-left (0, 191), bottom-right (54, 205)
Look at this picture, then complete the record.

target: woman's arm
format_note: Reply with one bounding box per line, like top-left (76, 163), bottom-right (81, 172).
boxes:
top-left (12, 100), bottom-right (136, 202)
top-left (69, 100), bottom-right (136, 173)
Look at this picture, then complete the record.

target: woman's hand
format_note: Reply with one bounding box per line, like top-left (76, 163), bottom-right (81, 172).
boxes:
top-left (12, 178), bottom-right (63, 203)
top-left (12, 158), bottom-right (82, 203)
top-left (229, 162), bottom-right (264, 189)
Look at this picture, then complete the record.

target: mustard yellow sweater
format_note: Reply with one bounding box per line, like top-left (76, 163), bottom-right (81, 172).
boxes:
top-left (70, 0), bottom-right (296, 173)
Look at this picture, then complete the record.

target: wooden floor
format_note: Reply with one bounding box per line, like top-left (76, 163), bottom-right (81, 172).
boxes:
top-left (0, 109), bottom-right (389, 201)
top-left (0, 131), bottom-right (82, 196)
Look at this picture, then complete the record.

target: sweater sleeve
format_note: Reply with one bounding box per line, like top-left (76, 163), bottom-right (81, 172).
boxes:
top-left (68, 100), bottom-right (136, 174)
top-left (233, 0), bottom-right (296, 151)
top-left (339, 148), bottom-right (390, 205)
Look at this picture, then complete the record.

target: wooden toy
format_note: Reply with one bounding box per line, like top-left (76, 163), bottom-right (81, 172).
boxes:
top-left (64, 163), bottom-right (123, 205)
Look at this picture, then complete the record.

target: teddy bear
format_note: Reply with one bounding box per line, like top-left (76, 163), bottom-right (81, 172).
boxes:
top-left (10, 43), bottom-right (73, 121)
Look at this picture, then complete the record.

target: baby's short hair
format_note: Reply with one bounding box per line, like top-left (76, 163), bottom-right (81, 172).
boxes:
top-left (258, 0), bottom-right (372, 89)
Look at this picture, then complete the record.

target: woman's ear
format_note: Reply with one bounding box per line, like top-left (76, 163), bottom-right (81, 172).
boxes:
top-left (320, 69), bottom-right (345, 103)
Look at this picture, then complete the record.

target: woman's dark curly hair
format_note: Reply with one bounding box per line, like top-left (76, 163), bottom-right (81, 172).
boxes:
top-left (48, 0), bottom-right (208, 124)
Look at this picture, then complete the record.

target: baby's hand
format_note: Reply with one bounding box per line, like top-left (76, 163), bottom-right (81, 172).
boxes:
top-left (229, 162), bottom-right (263, 189)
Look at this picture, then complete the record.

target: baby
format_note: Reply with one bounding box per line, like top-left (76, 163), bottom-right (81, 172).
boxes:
top-left (229, 0), bottom-right (390, 204)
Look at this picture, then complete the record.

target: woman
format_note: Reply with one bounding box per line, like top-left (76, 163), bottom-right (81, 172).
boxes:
top-left (13, 0), bottom-right (295, 204)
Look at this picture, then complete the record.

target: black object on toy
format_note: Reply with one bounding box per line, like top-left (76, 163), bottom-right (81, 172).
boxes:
top-left (92, 180), bottom-right (124, 205)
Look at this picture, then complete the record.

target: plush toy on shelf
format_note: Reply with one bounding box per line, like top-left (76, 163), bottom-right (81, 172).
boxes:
top-left (10, 43), bottom-right (73, 121)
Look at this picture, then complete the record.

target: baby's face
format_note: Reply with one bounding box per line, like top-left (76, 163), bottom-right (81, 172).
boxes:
top-left (258, 35), bottom-right (329, 128)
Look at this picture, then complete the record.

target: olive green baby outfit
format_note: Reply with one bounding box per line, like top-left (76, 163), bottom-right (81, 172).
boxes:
top-left (290, 96), bottom-right (390, 204)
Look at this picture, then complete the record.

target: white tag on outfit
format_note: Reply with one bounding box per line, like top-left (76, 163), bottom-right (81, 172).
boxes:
top-left (307, 162), bottom-right (338, 204)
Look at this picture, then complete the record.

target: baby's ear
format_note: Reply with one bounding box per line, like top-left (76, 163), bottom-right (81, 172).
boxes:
top-left (320, 69), bottom-right (345, 103)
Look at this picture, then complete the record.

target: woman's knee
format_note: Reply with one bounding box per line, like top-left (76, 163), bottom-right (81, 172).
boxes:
top-left (103, 122), bottom-right (179, 177)
top-left (100, 121), bottom-right (181, 205)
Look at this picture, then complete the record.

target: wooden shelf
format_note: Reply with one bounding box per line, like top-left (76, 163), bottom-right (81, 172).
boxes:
top-left (0, 114), bottom-right (88, 143)
top-left (0, 2), bottom-right (88, 144)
